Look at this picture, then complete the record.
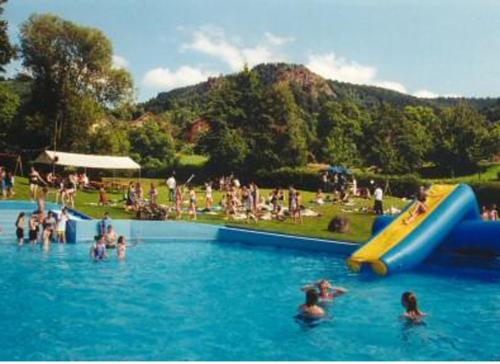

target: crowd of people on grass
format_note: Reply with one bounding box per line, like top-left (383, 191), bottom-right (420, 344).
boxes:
top-left (297, 278), bottom-right (426, 324)
top-left (122, 172), bottom-right (380, 224)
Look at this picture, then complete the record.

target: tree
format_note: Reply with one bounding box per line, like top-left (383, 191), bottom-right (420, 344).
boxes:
top-left (19, 14), bottom-right (133, 151)
top-left (364, 103), bottom-right (429, 174)
top-left (88, 121), bottom-right (130, 156)
top-left (0, 0), bottom-right (16, 73)
top-left (128, 120), bottom-right (176, 169)
top-left (430, 102), bottom-right (491, 175)
top-left (0, 83), bottom-right (19, 148)
top-left (317, 100), bottom-right (365, 166)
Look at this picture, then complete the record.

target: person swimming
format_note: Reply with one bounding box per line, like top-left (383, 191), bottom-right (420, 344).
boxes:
top-left (317, 279), bottom-right (348, 301)
top-left (401, 291), bottom-right (426, 321)
top-left (302, 279), bottom-right (348, 301)
top-left (298, 288), bottom-right (325, 319)
top-left (90, 235), bottom-right (108, 261)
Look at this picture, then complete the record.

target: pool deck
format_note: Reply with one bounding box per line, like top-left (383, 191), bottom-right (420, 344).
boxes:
top-left (0, 200), bottom-right (359, 256)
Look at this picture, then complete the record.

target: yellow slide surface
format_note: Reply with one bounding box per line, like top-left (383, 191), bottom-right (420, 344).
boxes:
top-left (347, 184), bottom-right (457, 275)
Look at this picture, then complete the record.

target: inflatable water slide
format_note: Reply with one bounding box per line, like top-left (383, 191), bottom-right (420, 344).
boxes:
top-left (347, 184), bottom-right (499, 275)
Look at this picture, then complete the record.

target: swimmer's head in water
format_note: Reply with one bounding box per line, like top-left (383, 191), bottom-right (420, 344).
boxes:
top-left (117, 236), bottom-right (125, 244)
top-left (402, 291), bottom-right (418, 311)
top-left (305, 288), bottom-right (319, 307)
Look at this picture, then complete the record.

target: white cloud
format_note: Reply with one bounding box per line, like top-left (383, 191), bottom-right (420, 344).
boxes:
top-left (306, 53), bottom-right (376, 84)
top-left (306, 52), bottom-right (409, 93)
top-left (143, 66), bottom-right (216, 90)
top-left (374, 80), bottom-right (407, 94)
top-left (112, 55), bottom-right (129, 69)
top-left (182, 26), bottom-right (288, 71)
top-left (264, 32), bottom-right (295, 46)
top-left (413, 89), bottom-right (439, 98)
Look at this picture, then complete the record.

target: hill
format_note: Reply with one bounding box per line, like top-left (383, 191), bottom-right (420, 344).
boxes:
top-left (142, 63), bottom-right (500, 117)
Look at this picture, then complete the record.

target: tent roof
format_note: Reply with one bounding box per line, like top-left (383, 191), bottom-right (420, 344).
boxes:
top-left (34, 150), bottom-right (141, 170)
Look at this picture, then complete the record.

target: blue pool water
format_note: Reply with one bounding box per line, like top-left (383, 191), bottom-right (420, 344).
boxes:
top-left (0, 239), bottom-right (498, 361)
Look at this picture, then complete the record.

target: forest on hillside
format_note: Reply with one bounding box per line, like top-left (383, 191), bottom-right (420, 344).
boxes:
top-left (0, 4), bottom-right (499, 179)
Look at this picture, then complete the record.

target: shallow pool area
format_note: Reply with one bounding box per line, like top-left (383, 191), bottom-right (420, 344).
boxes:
top-left (0, 239), bottom-right (498, 361)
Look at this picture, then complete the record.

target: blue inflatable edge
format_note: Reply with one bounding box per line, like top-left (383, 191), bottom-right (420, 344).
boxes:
top-left (380, 184), bottom-right (481, 273)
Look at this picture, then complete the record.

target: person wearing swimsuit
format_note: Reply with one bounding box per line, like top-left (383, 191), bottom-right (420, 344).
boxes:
top-left (175, 185), bottom-right (182, 219)
top-left (117, 235), bottom-right (128, 260)
top-left (28, 213), bottom-right (40, 244)
top-left (29, 167), bottom-right (46, 200)
top-left (404, 186), bottom-right (429, 225)
top-left (188, 187), bottom-right (197, 220)
top-left (401, 291), bottom-right (426, 321)
top-left (91, 235), bottom-right (108, 260)
top-left (15, 212), bottom-right (25, 245)
top-left (299, 288), bottom-right (325, 319)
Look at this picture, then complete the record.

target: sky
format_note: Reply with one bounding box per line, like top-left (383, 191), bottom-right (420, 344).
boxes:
top-left (5, 0), bottom-right (500, 101)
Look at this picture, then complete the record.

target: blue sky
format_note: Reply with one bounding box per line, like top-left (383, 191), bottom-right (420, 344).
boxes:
top-left (5, 0), bottom-right (500, 101)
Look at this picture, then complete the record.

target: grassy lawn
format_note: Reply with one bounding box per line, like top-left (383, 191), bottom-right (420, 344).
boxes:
top-left (424, 162), bottom-right (500, 184)
top-left (6, 176), bottom-right (408, 243)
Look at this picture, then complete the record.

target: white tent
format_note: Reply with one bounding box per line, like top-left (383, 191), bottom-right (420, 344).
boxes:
top-left (34, 150), bottom-right (141, 170)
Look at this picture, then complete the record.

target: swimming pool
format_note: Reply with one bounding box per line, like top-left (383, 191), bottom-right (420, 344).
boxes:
top-left (0, 239), bottom-right (498, 360)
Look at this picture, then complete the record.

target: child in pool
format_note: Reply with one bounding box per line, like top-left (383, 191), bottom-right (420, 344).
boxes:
top-left (302, 279), bottom-right (348, 301)
top-left (117, 235), bottom-right (127, 260)
top-left (90, 235), bottom-right (108, 261)
top-left (401, 291), bottom-right (426, 321)
top-left (299, 288), bottom-right (325, 319)
top-left (15, 212), bottom-right (25, 245)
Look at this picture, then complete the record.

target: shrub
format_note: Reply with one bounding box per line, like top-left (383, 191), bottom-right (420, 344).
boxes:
top-left (468, 182), bottom-right (500, 206)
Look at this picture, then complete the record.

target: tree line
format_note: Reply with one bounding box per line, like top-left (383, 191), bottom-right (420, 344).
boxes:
top-left (0, 5), bottom-right (499, 177)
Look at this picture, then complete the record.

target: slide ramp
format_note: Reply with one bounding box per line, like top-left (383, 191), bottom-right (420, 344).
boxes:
top-left (347, 184), bottom-right (479, 275)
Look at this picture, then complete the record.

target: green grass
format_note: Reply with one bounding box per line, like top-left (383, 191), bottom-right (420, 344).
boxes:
top-left (423, 162), bottom-right (500, 184)
top-left (7, 176), bottom-right (408, 243)
top-left (177, 154), bottom-right (208, 167)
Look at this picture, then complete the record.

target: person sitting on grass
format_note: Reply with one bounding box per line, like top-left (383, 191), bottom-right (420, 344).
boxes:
top-left (404, 185), bottom-right (430, 225)
top-left (401, 291), bottom-right (426, 321)
top-left (314, 189), bottom-right (325, 205)
top-left (299, 288), bottom-right (325, 319)
top-left (90, 235), bottom-right (107, 261)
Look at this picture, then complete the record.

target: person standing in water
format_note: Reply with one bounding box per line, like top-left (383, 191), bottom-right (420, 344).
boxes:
top-left (90, 235), bottom-right (108, 261)
top-left (28, 212), bottom-right (40, 244)
top-left (117, 235), bottom-right (128, 260)
top-left (56, 208), bottom-right (69, 244)
top-left (15, 212), bottom-right (25, 245)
